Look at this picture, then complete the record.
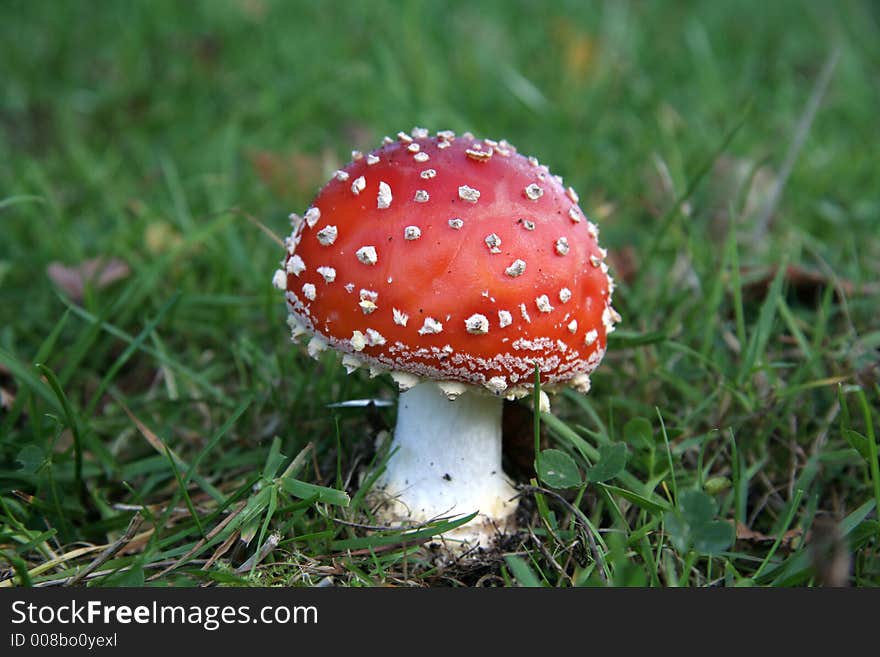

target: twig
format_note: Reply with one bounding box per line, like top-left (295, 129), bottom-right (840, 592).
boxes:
top-left (232, 207), bottom-right (285, 247)
top-left (68, 513), bottom-right (145, 586)
top-left (34, 560), bottom-right (210, 587)
top-left (527, 527), bottom-right (570, 584)
top-left (147, 501), bottom-right (246, 581)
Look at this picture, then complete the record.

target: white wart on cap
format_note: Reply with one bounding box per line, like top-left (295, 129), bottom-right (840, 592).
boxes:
top-left (277, 129), bottom-right (618, 397)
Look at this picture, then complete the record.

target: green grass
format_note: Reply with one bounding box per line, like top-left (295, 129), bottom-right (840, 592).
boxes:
top-left (1, 0), bottom-right (879, 587)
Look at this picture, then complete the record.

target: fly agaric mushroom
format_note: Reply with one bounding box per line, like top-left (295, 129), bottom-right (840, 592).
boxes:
top-left (273, 128), bottom-right (618, 548)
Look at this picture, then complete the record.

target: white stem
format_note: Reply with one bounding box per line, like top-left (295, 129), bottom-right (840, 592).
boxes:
top-left (374, 382), bottom-right (518, 546)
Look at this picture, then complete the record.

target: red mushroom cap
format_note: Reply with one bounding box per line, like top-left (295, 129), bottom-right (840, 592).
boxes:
top-left (274, 129), bottom-right (619, 396)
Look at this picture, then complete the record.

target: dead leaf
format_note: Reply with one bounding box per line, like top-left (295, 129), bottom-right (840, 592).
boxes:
top-left (46, 257), bottom-right (130, 301)
top-left (735, 521), bottom-right (802, 548)
top-left (202, 529), bottom-right (240, 572)
top-left (735, 522), bottom-right (769, 542)
top-left (740, 264), bottom-right (874, 303)
top-left (147, 501), bottom-right (247, 581)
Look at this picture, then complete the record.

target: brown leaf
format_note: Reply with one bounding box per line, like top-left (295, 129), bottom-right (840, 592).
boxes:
top-left (740, 264), bottom-right (872, 304)
top-left (735, 521), bottom-right (802, 548)
top-left (735, 522), bottom-right (770, 542)
top-left (202, 529), bottom-right (241, 572)
top-left (46, 257), bottom-right (130, 301)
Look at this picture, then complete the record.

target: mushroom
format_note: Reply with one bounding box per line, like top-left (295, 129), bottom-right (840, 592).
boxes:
top-left (273, 128), bottom-right (618, 549)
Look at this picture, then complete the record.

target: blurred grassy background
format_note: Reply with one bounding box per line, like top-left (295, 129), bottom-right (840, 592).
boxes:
top-left (1, 0), bottom-right (878, 586)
